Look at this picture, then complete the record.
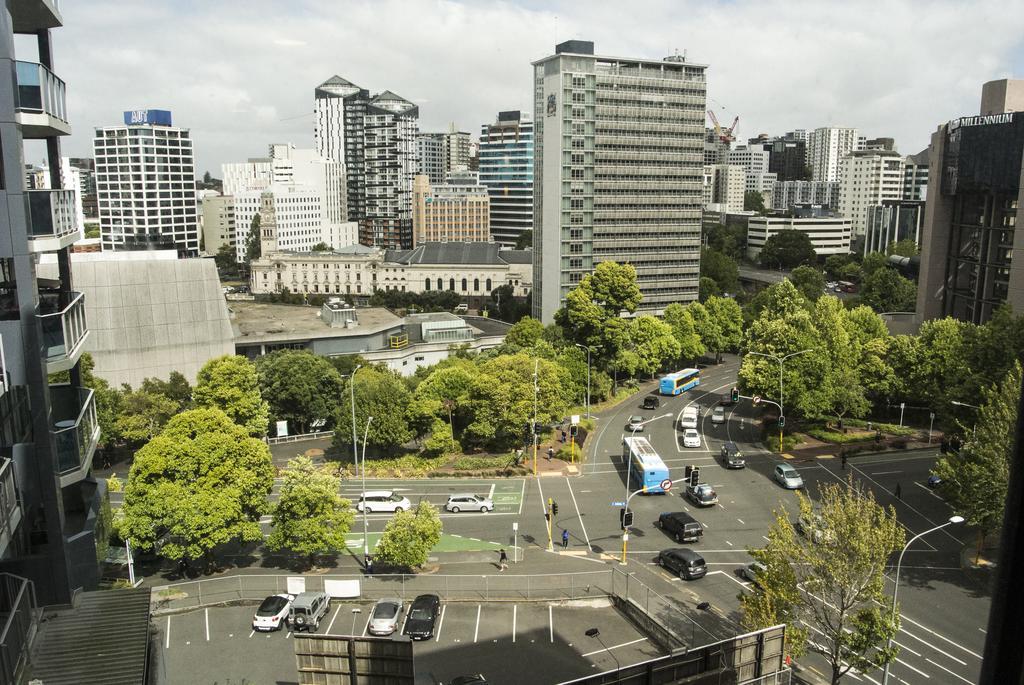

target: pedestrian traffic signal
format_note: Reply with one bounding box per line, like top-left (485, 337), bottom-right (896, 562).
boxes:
top-left (684, 465), bottom-right (693, 480)
top-left (731, 387), bottom-right (739, 403)
top-left (689, 468), bottom-right (700, 487)
top-left (551, 501), bottom-right (559, 516)
top-left (533, 422), bottom-right (543, 434)
top-left (778, 415), bottom-right (785, 428)
top-left (569, 424), bottom-right (578, 437)
top-left (619, 508), bottom-right (634, 529)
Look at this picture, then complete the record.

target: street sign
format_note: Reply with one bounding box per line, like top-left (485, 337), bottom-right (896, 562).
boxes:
top-left (752, 395), bottom-right (761, 405)
top-left (571, 414), bottom-right (580, 426)
top-left (930, 412), bottom-right (936, 420)
top-left (660, 479), bottom-right (673, 491)
top-left (611, 501), bottom-right (625, 506)
top-left (901, 402), bottom-right (906, 409)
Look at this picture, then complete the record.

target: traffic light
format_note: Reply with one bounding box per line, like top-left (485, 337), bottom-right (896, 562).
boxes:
top-left (619, 508), bottom-right (634, 529)
top-left (689, 467), bottom-right (700, 487)
top-left (731, 387), bottom-right (739, 403)
top-left (569, 424), bottom-right (579, 437)
top-left (551, 501), bottom-right (559, 516)
top-left (779, 415), bottom-right (786, 428)
top-left (684, 465), bottom-right (693, 480)
top-left (533, 422), bottom-right (543, 435)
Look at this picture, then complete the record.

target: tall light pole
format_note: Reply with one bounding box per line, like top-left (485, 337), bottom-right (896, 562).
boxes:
top-left (344, 365), bottom-right (363, 475)
top-left (574, 343), bottom-right (592, 420)
top-left (361, 415), bottom-right (374, 568)
top-left (748, 349), bottom-right (813, 452)
top-left (585, 628), bottom-right (620, 673)
top-left (533, 358), bottom-right (539, 476)
top-left (881, 515), bottom-right (964, 685)
top-left (951, 400), bottom-right (980, 438)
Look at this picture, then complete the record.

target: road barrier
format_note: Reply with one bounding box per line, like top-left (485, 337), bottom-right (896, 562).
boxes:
top-left (266, 430), bottom-right (335, 446)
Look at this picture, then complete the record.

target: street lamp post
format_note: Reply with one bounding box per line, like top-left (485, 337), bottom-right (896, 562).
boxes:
top-left (575, 343), bottom-right (592, 420)
top-left (585, 628), bottom-right (621, 673)
top-left (951, 400), bottom-right (981, 438)
top-left (361, 415), bottom-right (374, 568)
top-left (344, 365), bottom-right (363, 475)
top-left (533, 358), bottom-right (539, 476)
top-left (748, 349), bottom-right (813, 452)
top-left (621, 413), bottom-right (672, 564)
top-left (880, 515), bottom-right (965, 685)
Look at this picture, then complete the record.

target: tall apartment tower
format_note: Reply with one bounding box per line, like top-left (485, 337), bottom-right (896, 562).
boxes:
top-left (416, 133), bottom-right (445, 184)
top-left (94, 110), bottom-right (199, 255)
top-left (807, 127), bottom-right (861, 182)
top-left (0, 1), bottom-right (103, 604)
top-left (532, 41), bottom-right (707, 323)
top-left (478, 110), bottom-right (534, 246)
top-left (444, 128), bottom-right (471, 174)
top-left (361, 91), bottom-right (419, 249)
top-left (314, 76), bottom-right (369, 223)
top-left (838, 149), bottom-right (905, 237)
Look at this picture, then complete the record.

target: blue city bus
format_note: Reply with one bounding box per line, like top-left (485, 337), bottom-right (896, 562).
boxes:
top-left (623, 436), bottom-right (670, 494)
top-left (659, 368), bottom-right (700, 396)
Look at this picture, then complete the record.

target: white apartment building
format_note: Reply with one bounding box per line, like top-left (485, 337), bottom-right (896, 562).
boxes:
top-left (726, 145), bottom-right (776, 195)
top-left (94, 109), bottom-right (199, 255)
top-left (532, 40), bottom-right (707, 322)
top-left (361, 91), bottom-right (419, 249)
top-left (709, 164), bottom-right (746, 213)
top-left (222, 159), bottom-right (272, 195)
top-left (807, 127), bottom-right (861, 183)
top-left (416, 133), bottom-right (445, 184)
top-left (772, 180), bottom-right (840, 210)
top-left (746, 216), bottom-right (852, 261)
top-left (201, 194), bottom-right (234, 255)
top-left (314, 76), bottom-right (369, 223)
top-left (838, 149), bottom-right (904, 237)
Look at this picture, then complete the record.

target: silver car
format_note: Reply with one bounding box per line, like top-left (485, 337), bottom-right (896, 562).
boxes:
top-left (368, 598), bottom-right (404, 636)
top-left (445, 494), bottom-right (493, 513)
top-left (774, 463), bottom-right (804, 489)
top-left (711, 406), bottom-right (726, 424)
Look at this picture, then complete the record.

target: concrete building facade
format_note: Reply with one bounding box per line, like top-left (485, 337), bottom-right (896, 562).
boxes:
top-left (747, 216), bottom-right (852, 261)
top-left (708, 164), bottom-right (746, 212)
top-left (478, 110), bottom-right (534, 246)
top-left (772, 180), bottom-right (839, 210)
top-left (864, 200), bottom-right (924, 255)
top-left (726, 145), bottom-right (776, 195)
top-left (416, 133), bottom-right (445, 184)
top-left (807, 126), bottom-right (861, 182)
top-left (94, 109), bottom-right (199, 255)
top-left (838, 149), bottom-right (905, 237)
top-left (201, 194), bottom-right (235, 256)
top-left (314, 76), bottom-right (370, 224)
top-left (412, 175), bottom-right (490, 244)
top-left (532, 41), bottom-right (707, 323)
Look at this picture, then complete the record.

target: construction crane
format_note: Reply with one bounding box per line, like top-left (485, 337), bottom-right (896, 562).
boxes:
top-left (706, 109), bottom-right (740, 144)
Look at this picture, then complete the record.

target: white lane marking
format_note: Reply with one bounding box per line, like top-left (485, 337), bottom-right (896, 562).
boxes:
top-left (512, 605), bottom-right (517, 643)
top-left (898, 614), bottom-right (981, 660)
top-left (870, 470), bottom-right (904, 476)
top-left (725, 540), bottom-right (733, 546)
top-left (891, 656), bottom-right (931, 678)
top-left (549, 604), bottom-right (554, 643)
top-left (488, 482), bottom-right (496, 500)
top-left (580, 637), bottom-right (648, 658)
top-left (325, 604), bottom-right (342, 634)
top-left (762, 535), bottom-right (770, 542)
top-left (849, 463), bottom-right (963, 545)
top-left (363, 614), bottom-right (371, 636)
top-left (205, 608), bottom-right (210, 641)
top-left (924, 658), bottom-right (975, 684)
top-left (518, 478), bottom-right (526, 516)
top-left (474, 604), bottom-right (481, 643)
top-left (892, 638), bottom-right (922, 657)
top-left (165, 616), bottom-right (171, 649)
top-left (565, 477), bottom-right (592, 552)
top-left (913, 481), bottom-right (944, 500)
top-left (248, 629), bottom-right (255, 638)
top-left (435, 604), bottom-right (446, 642)
top-left (707, 570), bottom-right (750, 589)
top-left (536, 478), bottom-right (547, 520)
top-left (737, 518), bottom-right (745, 525)
top-left (978, 628), bottom-right (987, 634)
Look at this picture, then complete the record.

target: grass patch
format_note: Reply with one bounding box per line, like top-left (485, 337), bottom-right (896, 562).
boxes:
top-left (803, 426), bottom-right (875, 444)
top-left (450, 455), bottom-right (515, 471)
top-left (762, 433), bottom-right (801, 453)
top-left (341, 455), bottom-right (448, 478)
top-left (845, 419), bottom-right (915, 436)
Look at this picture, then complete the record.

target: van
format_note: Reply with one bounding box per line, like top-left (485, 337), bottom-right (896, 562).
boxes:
top-left (657, 511), bottom-right (703, 543)
top-left (679, 407), bottom-right (699, 430)
top-left (454, 303), bottom-right (469, 314)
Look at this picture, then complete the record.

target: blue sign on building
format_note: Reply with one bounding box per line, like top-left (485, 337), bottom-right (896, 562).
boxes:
top-left (122, 109), bottom-right (172, 126)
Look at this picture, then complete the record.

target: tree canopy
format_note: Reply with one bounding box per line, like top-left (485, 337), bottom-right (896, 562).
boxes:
top-left (759, 230), bottom-right (816, 269)
top-left (374, 501), bottom-right (443, 570)
top-left (700, 247), bottom-right (740, 294)
top-left (256, 350), bottom-right (346, 434)
top-left (334, 366), bottom-right (415, 456)
top-left (789, 265), bottom-right (826, 303)
top-left (266, 456), bottom-right (354, 565)
top-left (194, 355), bottom-right (269, 437)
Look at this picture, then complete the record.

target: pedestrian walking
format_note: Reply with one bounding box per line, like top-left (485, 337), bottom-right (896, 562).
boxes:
top-left (365, 554), bottom-right (374, 574)
top-left (841, 452), bottom-right (847, 470)
top-left (547, 446), bottom-right (554, 461)
top-left (875, 429), bottom-right (882, 444)
top-left (894, 483), bottom-right (902, 500)
top-left (498, 548), bottom-right (509, 571)
top-left (561, 529), bottom-right (570, 549)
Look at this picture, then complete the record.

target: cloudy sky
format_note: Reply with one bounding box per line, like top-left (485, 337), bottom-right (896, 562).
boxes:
top-left (43, 0), bottom-right (1024, 174)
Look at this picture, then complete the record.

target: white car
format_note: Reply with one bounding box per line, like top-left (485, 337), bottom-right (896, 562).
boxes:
top-left (252, 593), bottom-right (294, 632)
top-left (682, 428), bottom-right (701, 448)
top-left (357, 490), bottom-right (412, 513)
top-left (711, 406), bottom-right (725, 424)
top-left (679, 407), bottom-right (699, 430)
top-left (445, 494), bottom-right (493, 513)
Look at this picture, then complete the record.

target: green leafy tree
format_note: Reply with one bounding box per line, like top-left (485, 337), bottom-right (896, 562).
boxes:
top-left (504, 316), bottom-right (544, 348)
top-left (705, 222), bottom-right (747, 261)
top-left (789, 266), bottom-right (827, 303)
top-left (935, 362), bottom-right (1019, 557)
top-left (119, 408), bottom-right (274, 567)
top-left (887, 239), bottom-right (919, 257)
top-left (759, 230), bottom-right (816, 269)
top-left (860, 252), bottom-right (889, 278)
top-left (141, 372), bottom-right (192, 409)
top-left (115, 388), bottom-right (179, 445)
top-left (741, 481), bottom-right (904, 683)
top-left (333, 367), bottom-right (414, 455)
top-left (489, 284), bottom-right (530, 323)
top-left (58, 352), bottom-right (124, 449)
top-left (622, 316), bottom-right (681, 378)
top-left (860, 267), bottom-right (917, 313)
top-left (825, 254), bottom-right (855, 279)
top-left (422, 419), bottom-right (460, 457)
top-left (968, 305), bottom-right (1024, 398)
top-left (744, 190), bottom-right (766, 214)
top-left (700, 247), bottom-right (740, 294)
top-left (244, 213), bottom-right (261, 264)
top-left (839, 261), bottom-right (863, 283)
top-left (328, 354), bottom-right (365, 378)
top-left (310, 242), bottom-right (332, 252)
top-left (663, 303), bottom-right (705, 364)
top-left (514, 229), bottom-right (533, 250)
top-left (256, 350), bottom-right (345, 434)
top-left (807, 296), bottom-right (869, 426)
top-left (194, 355), bottom-right (269, 437)
top-left (213, 244), bottom-right (238, 275)
top-left (698, 276), bottom-right (719, 302)
top-left (375, 501), bottom-right (443, 570)
top-left (266, 456), bottom-right (354, 566)
top-left (702, 296), bottom-right (744, 364)
top-left (417, 360), bottom-right (477, 437)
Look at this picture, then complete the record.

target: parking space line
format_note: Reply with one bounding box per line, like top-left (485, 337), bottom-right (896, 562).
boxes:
top-left (518, 478), bottom-right (526, 516)
top-left (549, 604), bottom-right (554, 642)
top-left (165, 616), bottom-right (171, 649)
top-left (363, 614), bottom-right (371, 636)
top-left (435, 605), bottom-right (446, 642)
top-left (737, 518), bottom-right (745, 525)
top-left (565, 477), bottom-right (592, 552)
top-left (512, 605), bottom-right (517, 643)
top-left (474, 605), bottom-right (481, 643)
top-left (892, 656), bottom-right (930, 678)
top-left (580, 637), bottom-right (647, 658)
top-left (488, 482), bottom-right (495, 500)
top-left (325, 605), bottom-right (342, 634)
top-left (205, 608), bottom-right (210, 641)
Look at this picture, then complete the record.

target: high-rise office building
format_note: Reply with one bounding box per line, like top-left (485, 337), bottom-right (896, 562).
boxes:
top-left (416, 133), bottom-right (446, 184)
top-left (532, 41), bottom-right (706, 323)
top-left (903, 148), bottom-right (929, 201)
top-left (412, 175), bottom-right (490, 244)
top-left (772, 180), bottom-right (839, 210)
top-left (478, 110), bottom-right (534, 246)
top-left (726, 145), bottom-right (776, 196)
top-left (94, 110), bottom-right (199, 255)
top-left (768, 135), bottom-right (809, 182)
top-left (707, 164), bottom-right (746, 212)
top-left (917, 80), bottom-right (1024, 324)
top-left (0, 0), bottom-right (103, 607)
top-left (807, 126), bottom-right (861, 182)
top-left (445, 128), bottom-right (471, 174)
top-left (838, 149), bottom-right (904, 237)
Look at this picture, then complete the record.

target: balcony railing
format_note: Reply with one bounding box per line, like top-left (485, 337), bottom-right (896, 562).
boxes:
top-left (26, 189), bottom-right (78, 248)
top-left (0, 459), bottom-right (21, 558)
top-left (38, 290), bottom-right (87, 368)
top-left (49, 385), bottom-right (98, 476)
top-left (14, 60), bottom-right (68, 133)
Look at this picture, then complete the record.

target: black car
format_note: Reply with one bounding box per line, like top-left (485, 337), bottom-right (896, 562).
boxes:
top-left (720, 442), bottom-right (745, 469)
top-left (656, 512), bottom-right (703, 543)
top-left (403, 594), bottom-right (441, 640)
top-left (642, 396), bottom-right (660, 410)
top-left (449, 677), bottom-right (489, 685)
top-left (718, 392), bottom-right (735, 407)
top-left (657, 548), bottom-right (707, 580)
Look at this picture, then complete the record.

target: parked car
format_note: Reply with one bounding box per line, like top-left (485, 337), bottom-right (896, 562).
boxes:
top-left (368, 598), bottom-right (404, 636)
top-left (626, 415), bottom-right (646, 432)
top-left (795, 512), bottom-right (832, 543)
top-left (449, 677), bottom-right (489, 685)
top-left (711, 406), bottom-right (726, 424)
top-left (403, 594), bottom-right (441, 640)
top-left (685, 483), bottom-right (718, 507)
top-left (288, 591), bottom-right (331, 632)
top-left (774, 463), bottom-right (804, 489)
top-left (642, 396), bottom-right (660, 410)
top-left (720, 442), bottom-right (745, 469)
top-left (927, 474), bottom-right (942, 489)
top-left (357, 490), bottom-right (412, 513)
top-left (445, 494), bottom-right (493, 513)
top-left (682, 428), bottom-right (701, 448)
top-left (252, 593), bottom-right (294, 632)
top-left (656, 548), bottom-right (707, 580)
top-left (679, 407), bottom-right (699, 430)
top-left (454, 303), bottom-right (469, 314)
top-left (657, 511), bottom-right (703, 543)
top-left (742, 561), bottom-right (767, 585)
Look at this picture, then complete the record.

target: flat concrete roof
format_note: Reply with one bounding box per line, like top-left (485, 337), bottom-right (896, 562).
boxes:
top-left (230, 301), bottom-right (402, 345)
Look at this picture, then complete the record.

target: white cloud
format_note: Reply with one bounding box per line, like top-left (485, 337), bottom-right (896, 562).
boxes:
top-left (53, 0), bottom-right (1024, 173)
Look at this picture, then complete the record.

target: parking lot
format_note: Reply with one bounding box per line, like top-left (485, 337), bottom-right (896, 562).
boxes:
top-left (155, 598), bottom-right (661, 685)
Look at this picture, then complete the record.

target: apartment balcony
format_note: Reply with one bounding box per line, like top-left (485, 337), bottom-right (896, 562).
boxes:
top-left (0, 459), bottom-right (22, 560)
top-left (10, 0), bottom-right (62, 32)
top-left (26, 189), bottom-right (80, 253)
top-left (14, 60), bottom-right (70, 138)
top-left (37, 290), bottom-right (88, 374)
top-left (50, 385), bottom-right (98, 486)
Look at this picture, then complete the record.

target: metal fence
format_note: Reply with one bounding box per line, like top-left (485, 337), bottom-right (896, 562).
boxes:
top-left (151, 570), bottom-right (615, 614)
top-left (266, 430), bottom-right (335, 446)
top-left (610, 568), bottom-right (723, 648)
top-left (0, 573), bottom-right (37, 685)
